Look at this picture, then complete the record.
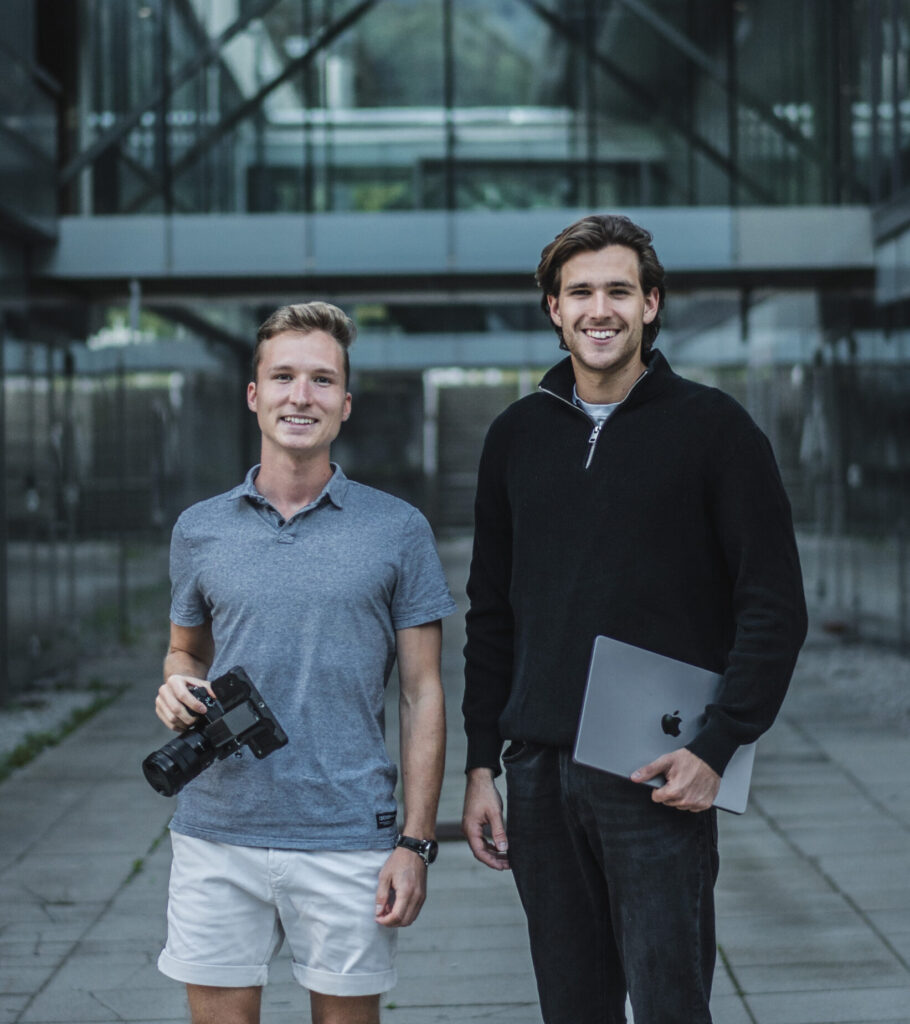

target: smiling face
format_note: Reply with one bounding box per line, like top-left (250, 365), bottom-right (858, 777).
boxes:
top-left (547, 245), bottom-right (660, 402)
top-left (246, 330), bottom-right (351, 464)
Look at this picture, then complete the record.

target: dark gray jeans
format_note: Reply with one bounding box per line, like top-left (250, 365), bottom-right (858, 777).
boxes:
top-left (504, 742), bottom-right (719, 1024)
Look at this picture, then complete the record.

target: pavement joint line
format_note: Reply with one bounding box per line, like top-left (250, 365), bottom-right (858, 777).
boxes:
top-left (716, 944), bottom-right (759, 1024)
top-left (8, 784), bottom-right (95, 871)
top-left (11, 821), bottom-right (172, 1024)
top-left (775, 717), bottom-right (910, 973)
top-left (748, 788), bottom-right (910, 979)
top-left (4, 692), bottom-right (131, 870)
top-left (382, 1002), bottom-right (542, 1013)
top-left (93, 988), bottom-right (133, 1022)
top-left (128, 822), bottom-right (170, 881)
top-left (786, 714), bottom-right (910, 835)
top-left (802, 860), bottom-right (910, 977)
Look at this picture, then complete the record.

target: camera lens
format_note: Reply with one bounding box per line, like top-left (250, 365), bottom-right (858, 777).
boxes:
top-left (142, 729), bottom-right (216, 797)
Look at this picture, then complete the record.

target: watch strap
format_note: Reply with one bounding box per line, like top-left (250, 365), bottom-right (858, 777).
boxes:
top-left (396, 834), bottom-right (438, 866)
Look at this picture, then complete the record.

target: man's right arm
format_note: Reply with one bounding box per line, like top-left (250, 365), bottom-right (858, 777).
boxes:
top-left (462, 418), bottom-right (514, 870)
top-left (462, 767), bottom-right (510, 870)
top-left (155, 620), bottom-right (215, 732)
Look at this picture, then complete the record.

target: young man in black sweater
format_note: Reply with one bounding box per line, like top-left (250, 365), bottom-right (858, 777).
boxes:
top-left (461, 214), bottom-right (807, 1024)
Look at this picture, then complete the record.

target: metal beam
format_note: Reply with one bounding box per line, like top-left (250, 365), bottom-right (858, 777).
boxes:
top-left (33, 208), bottom-right (875, 298)
top-left (519, 0), bottom-right (775, 203)
top-left (147, 303), bottom-right (252, 361)
top-left (124, 0), bottom-right (383, 214)
top-left (115, 147), bottom-right (197, 215)
top-left (615, 0), bottom-right (851, 183)
top-left (0, 314), bottom-right (9, 702)
top-left (0, 203), bottom-right (57, 245)
top-left (59, 0), bottom-right (288, 187)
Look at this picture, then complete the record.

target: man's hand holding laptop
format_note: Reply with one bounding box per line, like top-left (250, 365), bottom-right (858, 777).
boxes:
top-left (631, 748), bottom-right (721, 813)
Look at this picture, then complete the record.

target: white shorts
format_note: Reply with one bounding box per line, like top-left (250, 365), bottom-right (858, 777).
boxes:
top-left (158, 833), bottom-right (397, 996)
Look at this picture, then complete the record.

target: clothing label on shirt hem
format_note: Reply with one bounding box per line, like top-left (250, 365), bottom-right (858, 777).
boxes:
top-left (376, 812), bottom-right (397, 829)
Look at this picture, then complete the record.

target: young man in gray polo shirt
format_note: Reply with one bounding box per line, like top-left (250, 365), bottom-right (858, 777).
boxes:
top-left (154, 302), bottom-right (455, 1024)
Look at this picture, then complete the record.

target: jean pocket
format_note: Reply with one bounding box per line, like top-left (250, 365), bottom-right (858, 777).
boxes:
top-left (501, 740), bottom-right (528, 765)
top-left (502, 740), bottom-right (545, 765)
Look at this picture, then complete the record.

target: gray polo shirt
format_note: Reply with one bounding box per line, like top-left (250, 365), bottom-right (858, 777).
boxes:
top-left (167, 464), bottom-right (456, 851)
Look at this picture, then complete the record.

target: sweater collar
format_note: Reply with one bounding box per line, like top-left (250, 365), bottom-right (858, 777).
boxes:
top-left (538, 348), bottom-right (674, 408)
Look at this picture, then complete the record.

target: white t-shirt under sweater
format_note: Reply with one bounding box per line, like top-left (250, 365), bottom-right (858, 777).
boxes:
top-left (573, 386), bottom-right (619, 426)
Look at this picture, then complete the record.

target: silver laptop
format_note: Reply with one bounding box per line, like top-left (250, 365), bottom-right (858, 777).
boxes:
top-left (573, 634), bottom-right (756, 814)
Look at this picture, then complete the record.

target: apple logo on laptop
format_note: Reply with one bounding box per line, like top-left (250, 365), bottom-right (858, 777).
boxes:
top-left (661, 710), bottom-right (682, 737)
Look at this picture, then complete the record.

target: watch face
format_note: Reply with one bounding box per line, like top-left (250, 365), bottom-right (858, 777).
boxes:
top-left (423, 839), bottom-right (439, 864)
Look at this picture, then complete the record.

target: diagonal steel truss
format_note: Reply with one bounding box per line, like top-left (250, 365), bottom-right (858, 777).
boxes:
top-left (518, 0), bottom-right (865, 204)
top-left (60, 0), bottom-right (383, 207)
top-left (61, 0), bottom-right (285, 187)
top-left (518, 0), bottom-right (774, 202)
top-left (61, 0), bottom-right (863, 211)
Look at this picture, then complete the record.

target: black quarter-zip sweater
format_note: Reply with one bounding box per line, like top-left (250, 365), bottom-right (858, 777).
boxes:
top-left (463, 349), bottom-right (808, 778)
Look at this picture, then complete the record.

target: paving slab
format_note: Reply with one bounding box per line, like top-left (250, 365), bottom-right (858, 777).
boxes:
top-left (733, 959), bottom-right (910, 996)
top-left (745, 985), bottom-right (910, 1024)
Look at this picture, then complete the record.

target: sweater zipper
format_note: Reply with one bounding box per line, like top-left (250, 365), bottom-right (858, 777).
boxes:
top-left (584, 422), bottom-right (602, 469)
top-left (538, 369), bottom-right (648, 470)
top-left (537, 387), bottom-right (602, 469)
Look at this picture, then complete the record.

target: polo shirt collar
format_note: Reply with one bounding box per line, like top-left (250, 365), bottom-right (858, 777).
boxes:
top-left (235, 463), bottom-right (349, 511)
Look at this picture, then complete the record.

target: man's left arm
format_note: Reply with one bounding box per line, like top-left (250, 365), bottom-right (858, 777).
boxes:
top-left (375, 620), bottom-right (446, 927)
top-left (633, 412), bottom-right (808, 813)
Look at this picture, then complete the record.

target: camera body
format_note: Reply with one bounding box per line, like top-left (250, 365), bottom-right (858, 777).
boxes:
top-left (142, 666), bottom-right (288, 797)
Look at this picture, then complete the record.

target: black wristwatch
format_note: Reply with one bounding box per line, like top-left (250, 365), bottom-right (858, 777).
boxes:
top-left (396, 834), bottom-right (438, 867)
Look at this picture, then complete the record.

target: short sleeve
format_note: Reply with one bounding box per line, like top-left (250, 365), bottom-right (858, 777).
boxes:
top-left (389, 510), bottom-right (457, 630)
top-left (169, 515), bottom-right (209, 626)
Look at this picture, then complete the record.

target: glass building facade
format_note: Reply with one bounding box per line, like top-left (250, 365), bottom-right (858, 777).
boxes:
top-left (51, 1), bottom-right (910, 215)
top-left (2, 0), bottom-right (910, 701)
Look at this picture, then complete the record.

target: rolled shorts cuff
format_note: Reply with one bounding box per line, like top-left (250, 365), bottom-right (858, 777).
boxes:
top-left (292, 962), bottom-right (397, 997)
top-left (157, 949), bottom-right (269, 988)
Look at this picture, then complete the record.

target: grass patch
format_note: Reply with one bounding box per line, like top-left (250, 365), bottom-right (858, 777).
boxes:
top-left (0, 689), bottom-right (122, 785)
top-left (125, 824), bottom-right (170, 885)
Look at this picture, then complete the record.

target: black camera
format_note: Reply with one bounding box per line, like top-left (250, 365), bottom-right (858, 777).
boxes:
top-left (142, 666), bottom-right (288, 797)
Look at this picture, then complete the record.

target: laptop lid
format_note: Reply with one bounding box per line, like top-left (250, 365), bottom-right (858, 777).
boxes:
top-left (573, 634), bottom-right (756, 814)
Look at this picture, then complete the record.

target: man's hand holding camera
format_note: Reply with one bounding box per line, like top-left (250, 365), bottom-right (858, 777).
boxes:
top-left (144, 667), bottom-right (288, 797)
top-left (156, 674), bottom-right (213, 731)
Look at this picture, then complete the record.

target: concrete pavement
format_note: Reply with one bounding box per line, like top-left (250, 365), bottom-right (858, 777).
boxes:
top-left (2, 534), bottom-right (910, 1023)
